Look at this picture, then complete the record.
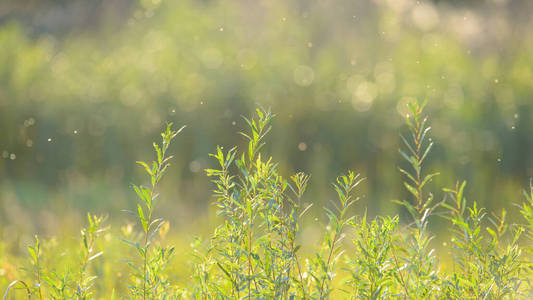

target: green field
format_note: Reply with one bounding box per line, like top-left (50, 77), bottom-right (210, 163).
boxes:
top-left (1, 0), bottom-right (533, 298)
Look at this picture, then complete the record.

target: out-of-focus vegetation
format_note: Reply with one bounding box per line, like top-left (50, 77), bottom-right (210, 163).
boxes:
top-left (0, 0), bottom-right (532, 295)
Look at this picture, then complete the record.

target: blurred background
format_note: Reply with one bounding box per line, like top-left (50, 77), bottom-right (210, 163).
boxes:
top-left (0, 0), bottom-right (532, 248)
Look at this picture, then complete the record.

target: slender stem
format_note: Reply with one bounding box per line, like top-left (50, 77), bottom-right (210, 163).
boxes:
top-left (284, 199), bottom-right (306, 299)
top-left (143, 145), bottom-right (166, 299)
top-left (2, 280), bottom-right (32, 300)
top-left (248, 216), bottom-right (253, 299)
top-left (319, 230), bottom-right (340, 299)
top-left (293, 250), bottom-right (307, 299)
top-left (245, 190), bottom-right (259, 295)
top-left (142, 183), bottom-right (157, 300)
top-left (390, 238), bottom-right (409, 299)
top-left (143, 230), bottom-right (148, 300)
top-left (291, 177), bottom-right (308, 300)
top-left (220, 163), bottom-right (240, 299)
top-left (78, 235), bottom-right (94, 298)
top-left (36, 255), bottom-right (43, 300)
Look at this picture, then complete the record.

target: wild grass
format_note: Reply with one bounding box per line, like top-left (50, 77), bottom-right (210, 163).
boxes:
top-left (2, 102), bottom-right (533, 299)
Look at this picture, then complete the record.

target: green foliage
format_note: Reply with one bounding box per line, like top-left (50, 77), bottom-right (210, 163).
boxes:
top-left (309, 171), bottom-right (363, 299)
top-left (391, 101), bottom-right (440, 299)
top-left (196, 109), bottom-right (314, 299)
top-left (442, 181), bottom-right (524, 299)
top-left (124, 123), bottom-right (185, 300)
top-left (77, 214), bottom-right (107, 299)
top-left (3, 105), bottom-right (533, 299)
top-left (396, 100), bottom-right (439, 227)
top-left (4, 216), bottom-right (107, 300)
top-left (345, 215), bottom-right (398, 299)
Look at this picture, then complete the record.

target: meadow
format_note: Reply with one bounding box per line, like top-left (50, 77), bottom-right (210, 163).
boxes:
top-left (1, 0), bottom-right (533, 299)
top-left (2, 103), bottom-right (533, 299)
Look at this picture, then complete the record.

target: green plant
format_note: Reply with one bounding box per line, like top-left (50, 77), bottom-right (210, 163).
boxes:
top-left (308, 171), bottom-right (363, 299)
top-left (196, 109), bottom-right (313, 299)
top-left (196, 109), bottom-right (366, 299)
top-left (2, 236), bottom-right (42, 300)
top-left (393, 101), bottom-right (441, 298)
top-left (441, 180), bottom-right (524, 299)
top-left (76, 214), bottom-right (107, 299)
top-left (345, 214), bottom-right (398, 299)
top-left (517, 180), bottom-right (533, 296)
top-left (123, 123), bottom-right (185, 300)
top-left (3, 214), bottom-right (106, 300)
